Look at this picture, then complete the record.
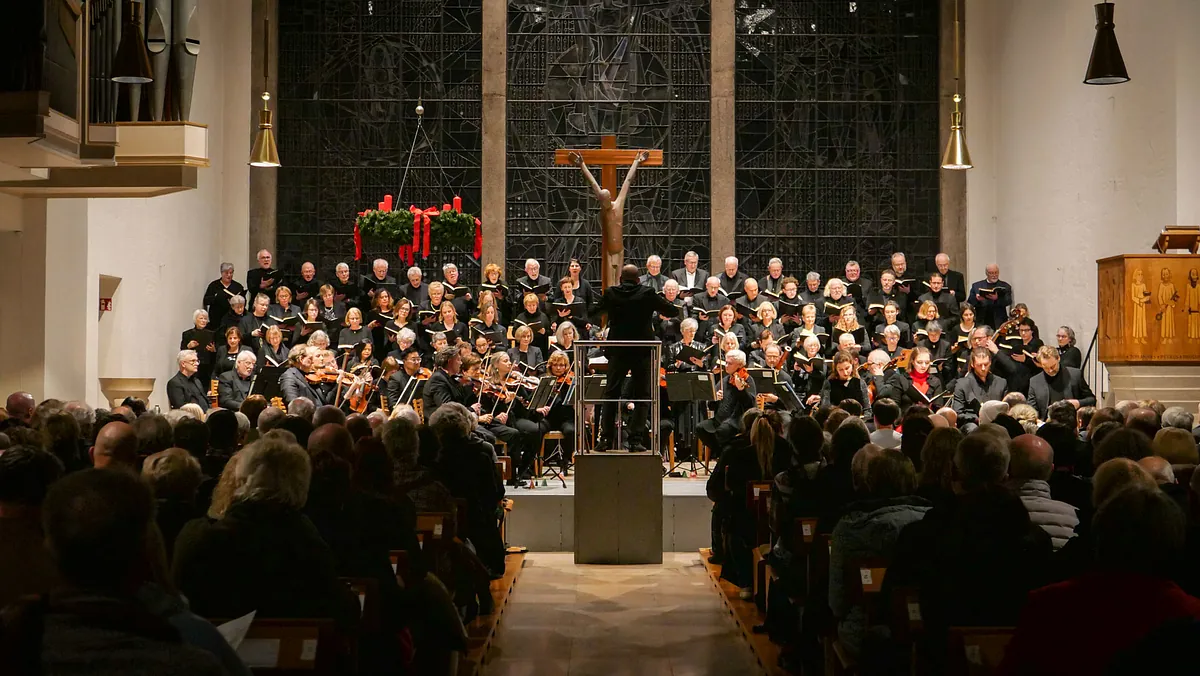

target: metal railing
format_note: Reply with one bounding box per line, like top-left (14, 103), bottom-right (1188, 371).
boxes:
top-left (572, 340), bottom-right (662, 454)
top-left (1081, 327), bottom-right (1109, 406)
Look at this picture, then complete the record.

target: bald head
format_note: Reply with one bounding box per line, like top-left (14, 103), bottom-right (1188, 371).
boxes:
top-left (90, 421), bottom-right (139, 470)
top-left (620, 264), bottom-right (641, 284)
top-left (1009, 434), bottom-right (1054, 481)
top-left (5, 392), bottom-right (35, 423)
top-left (1125, 407), bottom-right (1160, 438)
top-left (307, 423), bottom-right (355, 463)
top-left (1138, 456), bottom-right (1176, 485)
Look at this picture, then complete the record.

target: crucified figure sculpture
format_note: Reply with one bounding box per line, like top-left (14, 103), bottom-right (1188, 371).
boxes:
top-left (569, 149), bottom-right (650, 290)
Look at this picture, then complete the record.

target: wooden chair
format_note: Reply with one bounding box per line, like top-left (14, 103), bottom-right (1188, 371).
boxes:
top-left (828, 558), bottom-right (890, 674)
top-left (412, 398), bottom-right (424, 423)
top-left (889, 586), bottom-right (924, 676)
top-left (388, 549), bottom-right (411, 585)
top-left (339, 576), bottom-right (381, 633)
top-left (496, 455), bottom-right (513, 481)
top-left (946, 627), bottom-right (1015, 676)
top-left (227, 618), bottom-right (338, 675)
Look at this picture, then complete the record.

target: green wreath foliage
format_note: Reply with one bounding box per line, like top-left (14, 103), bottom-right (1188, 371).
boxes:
top-left (356, 207), bottom-right (476, 249)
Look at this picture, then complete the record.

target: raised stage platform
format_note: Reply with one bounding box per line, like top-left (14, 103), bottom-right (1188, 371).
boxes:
top-left (505, 472), bottom-right (714, 553)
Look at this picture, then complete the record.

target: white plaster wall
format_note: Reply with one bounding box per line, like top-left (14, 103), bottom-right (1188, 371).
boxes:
top-left (966, 0), bottom-right (1178, 348)
top-left (83, 0), bottom-right (251, 409)
top-left (0, 200), bottom-right (48, 399)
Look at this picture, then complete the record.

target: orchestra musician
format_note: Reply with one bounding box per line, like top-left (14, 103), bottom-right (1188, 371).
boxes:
top-left (279, 345), bottom-right (322, 406)
top-left (386, 348), bottom-right (427, 409)
top-left (480, 352), bottom-right (544, 485)
top-left (167, 350), bottom-right (209, 410)
top-left (695, 348), bottom-right (756, 456)
top-left (542, 351), bottom-right (577, 473)
top-left (217, 351), bottom-right (256, 410)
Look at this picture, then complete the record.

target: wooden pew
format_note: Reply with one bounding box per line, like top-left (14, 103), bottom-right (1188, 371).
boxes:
top-left (827, 558), bottom-right (889, 675)
top-left (748, 481), bottom-right (773, 610)
top-left (225, 618), bottom-right (339, 675)
top-left (946, 627), bottom-right (1015, 676)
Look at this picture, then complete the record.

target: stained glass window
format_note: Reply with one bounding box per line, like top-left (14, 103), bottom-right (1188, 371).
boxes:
top-left (735, 0), bottom-right (941, 279)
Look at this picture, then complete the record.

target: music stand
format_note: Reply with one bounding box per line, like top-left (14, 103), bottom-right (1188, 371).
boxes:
top-left (399, 378), bottom-right (425, 406)
top-left (249, 365), bottom-right (284, 402)
top-left (1154, 226), bottom-right (1200, 254)
top-left (665, 372), bottom-right (716, 476)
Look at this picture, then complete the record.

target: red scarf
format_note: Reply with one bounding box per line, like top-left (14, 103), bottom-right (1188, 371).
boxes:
top-left (911, 369), bottom-right (930, 394)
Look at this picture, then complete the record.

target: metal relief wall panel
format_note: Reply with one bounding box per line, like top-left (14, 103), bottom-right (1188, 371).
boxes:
top-left (506, 1), bottom-right (711, 285)
top-left (276, 0), bottom-right (482, 278)
top-left (735, 0), bottom-right (940, 279)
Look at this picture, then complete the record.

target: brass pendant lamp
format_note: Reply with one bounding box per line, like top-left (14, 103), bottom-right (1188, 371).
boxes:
top-left (250, 17), bottom-right (281, 167)
top-left (941, 0), bottom-right (972, 170)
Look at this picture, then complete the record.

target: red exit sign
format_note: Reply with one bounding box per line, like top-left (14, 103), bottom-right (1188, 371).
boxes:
top-left (99, 298), bottom-right (113, 312)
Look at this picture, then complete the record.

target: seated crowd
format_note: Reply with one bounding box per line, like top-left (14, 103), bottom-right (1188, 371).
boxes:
top-left (0, 389), bottom-right (513, 675)
top-left (705, 389), bottom-right (1200, 675)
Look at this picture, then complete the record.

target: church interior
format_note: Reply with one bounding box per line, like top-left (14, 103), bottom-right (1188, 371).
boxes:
top-left (3, 0), bottom-right (1200, 674)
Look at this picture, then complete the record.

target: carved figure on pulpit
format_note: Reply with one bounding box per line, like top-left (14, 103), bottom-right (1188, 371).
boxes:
top-left (569, 150), bottom-right (649, 291)
top-left (1131, 268), bottom-right (1149, 345)
top-left (1157, 267), bottom-right (1178, 343)
top-left (1187, 268), bottom-right (1200, 342)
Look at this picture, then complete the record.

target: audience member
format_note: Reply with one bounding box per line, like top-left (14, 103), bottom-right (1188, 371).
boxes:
top-left (1161, 406), bottom-right (1194, 431)
top-left (1036, 421), bottom-right (1091, 509)
top-left (312, 404), bottom-right (347, 428)
top-left (132, 414), bottom-right (174, 458)
top-left (4, 391), bottom-right (36, 425)
top-left (1001, 487), bottom-right (1200, 676)
top-left (898, 415), bottom-right (934, 471)
top-left (257, 405), bottom-right (286, 433)
top-left (142, 448), bottom-right (203, 563)
top-left (276, 415), bottom-right (314, 449)
top-left (89, 421), bottom-right (139, 471)
top-left (868, 399), bottom-right (902, 449)
top-left (1153, 427), bottom-right (1198, 465)
top-left (1114, 399), bottom-right (1138, 420)
top-left (429, 403), bottom-right (506, 575)
top-left (238, 395), bottom-right (268, 430)
top-left (1139, 455), bottom-right (1188, 515)
top-left (346, 413), bottom-right (373, 443)
top-left (178, 403), bottom-right (207, 422)
top-left (1008, 434), bottom-right (1079, 549)
top-left (1126, 407), bottom-right (1161, 439)
top-left (1076, 405), bottom-right (1096, 435)
top-left (0, 446), bottom-right (62, 608)
top-left (63, 399), bottom-right (95, 441)
top-left (991, 414), bottom-right (1025, 440)
top-left (813, 422), bottom-right (872, 530)
top-left (41, 412), bottom-right (87, 474)
top-left (172, 417), bottom-right (210, 461)
top-left (286, 396), bottom-right (316, 422)
top-left (1094, 428), bottom-right (1154, 468)
top-left (916, 427), bottom-right (962, 509)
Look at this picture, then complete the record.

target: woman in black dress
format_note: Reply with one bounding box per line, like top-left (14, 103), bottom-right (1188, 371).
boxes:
top-left (433, 301), bottom-right (468, 346)
top-left (514, 292), bottom-right (551, 356)
top-left (1056, 325), bottom-right (1083, 369)
top-left (480, 263), bottom-right (512, 323)
top-left (877, 347), bottom-right (947, 412)
top-left (239, 293), bottom-right (274, 353)
top-left (470, 301), bottom-right (507, 352)
top-left (258, 325), bottom-right (289, 369)
top-left (566, 257), bottom-right (595, 314)
top-left (181, 309), bottom-right (218, 384)
top-left (213, 327), bottom-right (245, 379)
top-left (338, 307), bottom-right (373, 354)
top-left (292, 299), bottom-right (325, 346)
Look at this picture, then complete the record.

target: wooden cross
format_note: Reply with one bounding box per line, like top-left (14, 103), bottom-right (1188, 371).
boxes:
top-left (554, 136), bottom-right (663, 290)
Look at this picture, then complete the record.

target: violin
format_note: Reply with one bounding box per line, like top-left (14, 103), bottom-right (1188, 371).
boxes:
top-left (306, 370), bottom-right (341, 384)
top-left (417, 367), bottom-right (433, 380)
top-left (731, 366), bottom-right (750, 390)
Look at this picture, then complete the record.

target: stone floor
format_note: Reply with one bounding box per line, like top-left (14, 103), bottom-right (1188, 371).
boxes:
top-left (484, 552), bottom-right (761, 675)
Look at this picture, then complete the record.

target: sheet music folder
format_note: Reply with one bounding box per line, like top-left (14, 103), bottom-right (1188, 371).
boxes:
top-left (665, 372), bottom-right (716, 402)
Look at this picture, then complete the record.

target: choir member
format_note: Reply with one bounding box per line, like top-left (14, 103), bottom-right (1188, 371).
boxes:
top-left (551, 321), bottom-right (580, 363)
top-left (181, 310), bottom-right (217, 384)
top-left (693, 276), bottom-right (726, 334)
top-left (968, 263), bottom-right (1013, 329)
top-left (316, 285), bottom-right (346, 337)
top-left (822, 278), bottom-right (855, 327)
top-left (708, 305), bottom-right (747, 348)
top-left (306, 330), bottom-right (331, 352)
top-left (758, 257), bottom-right (785, 296)
top-left (203, 262), bottom-right (245, 328)
top-left (831, 306), bottom-right (869, 357)
top-left (951, 347), bottom-right (1008, 428)
top-left (387, 298), bottom-right (420, 354)
top-left (426, 332), bottom-right (451, 369)
top-left (565, 258), bottom-right (596, 313)
top-left (542, 351), bottom-right (576, 472)
top-left (434, 301), bottom-right (467, 346)
top-left (331, 262), bottom-right (361, 308)
top-left (879, 346), bottom-right (947, 412)
top-left (246, 249), bottom-right (280, 299)
top-left (791, 336), bottom-right (826, 406)
top-left (268, 286), bottom-right (298, 324)
top-left (820, 350), bottom-right (872, 417)
top-left (662, 318), bottom-right (709, 459)
top-left (470, 302), bottom-right (507, 351)
top-left (362, 259), bottom-right (397, 304)
top-left (640, 255), bottom-right (668, 292)
top-left (734, 279), bottom-right (766, 326)
top-left (670, 250), bottom-right (707, 292)
top-left (217, 351), bottom-right (256, 410)
top-left (516, 258), bottom-right (554, 309)
top-left (667, 318), bottom-right (708, 373)
top-left (291, 299), bottom-right (325, 346)
top-left (508, 325), bottom-right (545, 375)
top-left (931, 253), bottom-right (967, 302)
top-left (258, 325), bottom-right (289, 369)
top-left (402, 266), bottom-right (428, 307)
top-left (387, 328), bottom-right (419, 364)
top-left (167, 350), bottom-right (209, 410)
top-left (417, 282), bottom-right (445, 344)
top-left (877, 324), bottom-right (906, 360)
top-left (751, 302), bottom-right (787, 346)
top-left (843, 260), bottom-right (873, 303)
top-left (1027, 345), bottom-right (1096, 419)
top-left (386, 348), bottom-right (426, 409)
top-left (1056, 325), bottom-right (1082, 369)
top-left (872, 300), bottom-right (913, 349)
top-left (917, 272), bottom-right (959, 322)
top-left (292, 261), bottom-right (321, 304)
top-left (655, 280), bottom-right (686, 344)
top-left (367, 289), bottom-right (397, 357)
top-left (696, 349), bottom-right (756, 455)
top-left (800, 272), bottom-right (825, 308)
top-left (337, 308), bottom-right (372, 353)
top-left (279, 345), bottom-right (321, 406)
top-left (220, 294), bottom-right (248, 334)
top-left (748, 329), bottom-right (778, 367)
top-left (834, 332), bottom-right (866, 365)
top-left (789, 303), bottom-right (829, 353)
top-left (775, 277), bottom-right (804, 328)
top-left (866, 270), bottom-right (905, 322)
top-left (441, 263), bottom-right (475, 319)
top-left (472, 335), bottom-right (495, 360)
top-left (993, 317), bottom-right (1042, 396)
top-left (916, 321), bottom-right (953, 378)
top-left (213, 327), bottom-right (245, 379)
top-left (888, 252), bottom-right (918, 318)
top-left (552, 277), bottom-right (591, 334)
top-left (954, 302), bottom-right (977, 345)
top-left (514, 293), bottom-right (551, 356)
top-left (719, 256), bottom-right (748, 295)
top-left (481, 263), bottom-right (511, 322)
top-left (912, 300), bottom-right (941, 338)
top-left (239, 293), bottom-right (273, 352)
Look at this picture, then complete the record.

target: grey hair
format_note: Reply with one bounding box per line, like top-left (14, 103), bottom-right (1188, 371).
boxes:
top-left (229, 294), bottom-right (246, 308)
top-left (1162, 406), bottom-right (1194, 430)
top-left (373, 258), bottom-right (388, 268)
top-left (428, 402), bottom-right (474, 440)
top-left (867, 349), bottom-right (890, 365)
top-left (235, 350), bottom-right (257, 365)
top-left (233, 437), bottom-right (312, 509)
top-left (389, 404), bottom-right (421, 424)
top-left (524, 258), bottom-right (539, 268)
top-left (726, 349), bottom-right (747, 367)
top-left (925, 320), bottom-right (942, 333)
top-left (684, 250), bottom-right (699, 260)
top-left (336, 262), bottom-right (349, 272)
top-left (177, 349), bottom-right (198, 367)
top-left (398, 327), bottom-right (417, 344)
top-left (681, 318), bottom-right (699, 333)
top-left (407, 266), bottom-right (422, 278)
top-left (882, 324), bottom-right (900, 337)
top-left (768, 257), bottom-right (782, 267)
top-left (648, 255), bottom-right (662, 264)
top-left (287, 397), bottom-right (316, 421)
top-left (805, 271), bottom-right (821, 282)
top-left (555, 321), bottom-right (578, 346)
top-left (305, 330), bottom-right (329, 347)
top-left (706, 276), bottom-right (720, 285)
top-left (179, 404), bottom-right (206, 422)
top-left (725, 256), bottom-right (739, 265)
top-left (234, 411), bottom-right (251, 434)
top-left (1059, 325), bottom-right (1076, 347)
top-left (955, 432), bottom-right (1010, 489)
top-left (220, 262), bottom-right (234, 273)
top-left (192, 309), bottom-right (209, 324)
top-left (381, 416), bottom-right (421, 465)
top-left (846, 260), bottom-right (860, 268)
top-left (63, 401), bottom-right (95, 431)
top-left (165, 409), bottom-right (191, 427)
top-left (367, 411), bottom-right (388, 427)
top-left (443, 263), bottom-right (458, 273)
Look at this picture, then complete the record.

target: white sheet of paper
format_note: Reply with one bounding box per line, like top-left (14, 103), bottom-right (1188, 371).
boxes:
top-left (216, 610), bottom-right (257, 651)
top-left (300, 639), bottom-right (319, 662)
top-left (238, 638), bottom-right (281, 668)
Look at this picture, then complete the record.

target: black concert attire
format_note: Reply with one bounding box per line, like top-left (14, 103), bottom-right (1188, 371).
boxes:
top-left (654, 297), bottom-right (687, 344)
top-left (441, 279), bottom-right (475, 320)
top-left (401, 280), bottom-right (428, 308)
top-left (479, 382), bottom-right (544, 483)
top-left (543, 375), bottom-right (576, 470)
top-left (279, 365), bottom-right (322, 406)
top-left (692, 289), bottom-right (726, 335)
top-left (719, 270), bottom-right (749, 295)
top-left (291, 275), bottom-right (321, 305)
top-left (480, 279), bottom-right (511, 323)
top-left (203, 279), bottom-right (245, 328)
top-left (431, 320), bottom-right (468, 347)
top-left (866, 284), bottom-right (907, 323)
top-left (593, 279), bottom-right (681, 450)
top-left (246, 266), bottom-right (280, 300)
top-left (928, 268), bottom-right (967, 303)
top-left (1058, 344), bottom-right (1083, 370)
top-left (421, 369), bottom-right (471, 414)
top-left (799, 287), bottom-right (826, 310)
top-left (706, 320), bottom-right (746, 349)
top-left (916, 335), bottom-right (955, 380)
top-left (640, 272), bottom-right (669, 293)
top-left (290, 317), bottom-right (324, 347)
top-left (167, 371), bottom-right (209, 410)
top-left (337, 326), bottom-right (372, 353)
top-left (820, 374), bottom-right (872, 418)
top-left (513, 309), bottom-right (552, 355)
top-left (550, 293), bottom-right (590, 334)
top-left (212, 345), bottom-right (244, 379)
top-left (331, 277), bottom-right (361, 309)
top-left (968, 278), bottom-right (1014, 329)
top-left (952, 371), bottom-right (1009, 427)
top-left (873, 320), bottom-right (913, 350)
top-left (759, 274), bottom-right (785, 297)
top-left (257, 341), bottom-right (289, 370)
top-left (217, 369), bottom-right (254, 410)
top-left (878, 369), bottom-right (947, 412)
top-left (791, 360), bottom-right (826, 407)
top-left (317, 299), bottom-right (347, 335)
top-left (994, 338), bottom-right (1043, 396)
top-left (181, 327), bottom-right (217, 384)
top-left (662, 338), bottom-right (710, 459)
top-left (238, 311), bottom-right (273, 353)
top-left (507, 346), bottom-right (545, 375)
top-left (696, 372), bottom-right (757, 456)
top-left (918, 288), bottom-right (960, 323)
top-left (218, 307), bottom-right (247, 334)
top-left (468, 319), bottom-right (507, 352)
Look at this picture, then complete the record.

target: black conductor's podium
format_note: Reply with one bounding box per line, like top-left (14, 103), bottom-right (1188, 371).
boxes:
top-left (573, 451), bottom-right (663, 564)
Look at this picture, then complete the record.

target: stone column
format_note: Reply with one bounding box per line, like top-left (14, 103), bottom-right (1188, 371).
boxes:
top-left (940, 0), bottom-right (968, 268)
top-left (480, 0), bottom-right (507, 280)
top-left (248, 0), bottom-right (277, 268)
top-left (709, 0), bottom-right (736, 273)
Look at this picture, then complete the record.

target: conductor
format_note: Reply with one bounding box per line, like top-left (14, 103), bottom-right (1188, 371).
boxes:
top-left (592, 264), bottom-right (681, 452)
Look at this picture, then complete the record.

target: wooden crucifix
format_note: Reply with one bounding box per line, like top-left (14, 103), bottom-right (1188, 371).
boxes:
top-left (554, 136), bottom-right (663, 291)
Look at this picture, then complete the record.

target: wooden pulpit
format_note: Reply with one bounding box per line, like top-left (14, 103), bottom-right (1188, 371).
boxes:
top-left (1097, 253), bottom-right (1200, 363)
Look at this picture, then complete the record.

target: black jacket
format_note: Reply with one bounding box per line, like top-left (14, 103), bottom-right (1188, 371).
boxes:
top-left (952, 372), bottom-right (1008, 424)
top-left (422, 369), bottom-right (466, 414)
top-left (167, 372), bottom-right (208, 410)
top-left (821, 376), bottom-right (873, 418)
top-left (1027, 367), bottom-right (1096, 419)
top-left (878, 370), bottom-right (947, 411)
top-left (593, 280), bottom-right (680, 341)
top-left (279, 366), bottom-right (321, 405)
top-left (202, 279), bottom-right (245, 326)
top-left (246, 267), bottom-right (280, 298)
top-left (216, 370), bottom-right (253, 410)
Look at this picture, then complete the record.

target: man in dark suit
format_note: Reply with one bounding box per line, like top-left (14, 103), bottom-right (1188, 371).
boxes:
top-left (362, 258), bottom-right (397, 305)
top-left (696, 349), bottom-right (757, 455)
top-left (719, 256), bottom-right (749, 295)
top-left (952, 347), bottom-right (1008, 429)
top-left (639, 255), bottom-right (669, 292)
top-left (1027, 346), bottom-right (1096, 419)
top-left (246, 249), bottom-right (280, 299)
top-left (278, 345), bottom-right (322, 406)
top-left (387, 349), bottom-right (424, 408)
top-left (969, 263), bottom-right (1013, 329)
top-left (422, 346), bottom-right (472, 415)
top-left (669, 250), bottom-right (708, 292)
top-left (930, 253), bottom-right (967, 303)
top-left (592, 264), bottom-right (681, 452)
top-left (217, 351), bottom-right (256, 410)
top-left (167, 350), bottom-right (209, 409)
